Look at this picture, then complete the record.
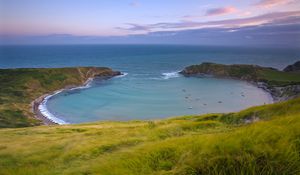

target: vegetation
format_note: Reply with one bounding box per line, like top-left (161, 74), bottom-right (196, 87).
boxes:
top-left (0, 67), bottom-right (120, 128)
top-left (180, 62), bottom-right (300, 86)
top-left (0, 65), bottom-right (299, 174)
top-left (0, 97), bottom-right (299, 175)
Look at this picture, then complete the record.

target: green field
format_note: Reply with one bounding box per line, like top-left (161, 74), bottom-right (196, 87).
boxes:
top-left (0, 67), bottom-right (119, 128)
top-left (0, 98), bottom-right (299, 175)
top-left (258, 69), bottom-right (300, 86)
top-left (181, 62), bottom-right (300, 86)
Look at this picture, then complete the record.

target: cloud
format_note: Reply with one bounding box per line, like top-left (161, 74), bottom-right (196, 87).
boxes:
top-left (205, 6), bottom-right (237, 16)
top-left (129, 1), bottom-right (140, 7)
top-left (6, 23), bottom-right (299, 47)
top-left (117, 23), bottom-right (150, 31)
top-left (119, 11), bottom-right (300, 32)
top-left (255, 0), bottom-right (296, 7)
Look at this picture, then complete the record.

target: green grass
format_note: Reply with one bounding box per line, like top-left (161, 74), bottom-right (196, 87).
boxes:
top-left (0, 98), bottom-right (299, 175)
top-left (0, 65), bottom-right (299, 174)
top-left (258, 69), bottom-right (300, 86)
top-left (0, 67), bottom-right (118, 128)
top-left (181, 62), bottom-right (300, 86)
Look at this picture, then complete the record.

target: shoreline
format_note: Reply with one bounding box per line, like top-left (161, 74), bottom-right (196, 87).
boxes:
top-left (180, 62), bottom-right (300, 102)
top-left (32, 78), bottom-right (93, 125)
top-left (181, 73), bottom-right (298, 102)
top-left (32, 72), bottom-right (275, 125)
top-left (32, 75), bottom-right (118, 125)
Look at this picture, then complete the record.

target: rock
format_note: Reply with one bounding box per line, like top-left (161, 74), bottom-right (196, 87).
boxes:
top-left (244, 116), bottom-right (260, 124)
top-left (269, 84), bottom-right (300, 101)
top-left (283, 61), bottom-right (300, 72)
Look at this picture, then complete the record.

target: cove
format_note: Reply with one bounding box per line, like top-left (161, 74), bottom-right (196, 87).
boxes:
top-left (44, 73), bottom-right (273, 124)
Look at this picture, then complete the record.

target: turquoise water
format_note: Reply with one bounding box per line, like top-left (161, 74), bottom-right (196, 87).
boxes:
top-left (1, 45), bottom-right (299, 123)
top-left (46, 75), bottom-right (272, 123)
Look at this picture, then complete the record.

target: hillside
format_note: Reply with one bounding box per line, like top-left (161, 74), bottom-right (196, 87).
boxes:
top-left (284, 61), bottom-right (300, 72)
top-left (180, 62), bottom-right (300, 86)
top-left (0, 65), bottom-right (299, 174)
top-left (0, 97), bottom-right (299, 175)
top-left (0, 67), bottom-right (120, 128)
top-left (180, 62), bottom-right (300, 101)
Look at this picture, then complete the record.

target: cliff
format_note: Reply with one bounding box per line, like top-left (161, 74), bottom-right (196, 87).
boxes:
top-left (0, 67), bottom-right (121, 128)
top-left (283, 61), bottom-right (300, 72)
top-left (180, 62), bottom-right (300, 101)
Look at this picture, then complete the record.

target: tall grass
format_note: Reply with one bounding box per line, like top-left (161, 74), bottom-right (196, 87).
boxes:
top-left (0, 98), bottom-right (299, 174)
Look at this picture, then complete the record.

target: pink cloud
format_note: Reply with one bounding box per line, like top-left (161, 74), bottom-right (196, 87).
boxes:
top-left (255, 0), bottom-right (296, 7)
top-left (205, 6), bottom-right (237, 16)
top-left (120, 11), bottom-right (300, 32)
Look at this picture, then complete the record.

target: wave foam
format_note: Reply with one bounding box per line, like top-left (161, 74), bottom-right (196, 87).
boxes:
top-left (38, 90), bottom-right (69, 125)
top-left (70, 78), bottom-right (93, 90)
top-left (162, 71), bottom-right (180, 80)
top-left (115, 72), bottom-right (129, 78)
top-left (38, 73), bottom-right (128, 124)
top-left (37, 77), bottom-right (97, 124)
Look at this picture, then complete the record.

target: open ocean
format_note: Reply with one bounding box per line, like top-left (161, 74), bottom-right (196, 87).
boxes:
top-left (1, 45), bottom-right (299, 123)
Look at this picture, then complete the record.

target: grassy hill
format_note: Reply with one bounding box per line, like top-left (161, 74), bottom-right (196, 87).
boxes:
top-left (0, 97), bottom-right (299, 175)
top-left (0, 65), bottom-right (299, 174)
top-left (0, 67), bottom-right (120, 128)
top-left (180, 62), bottom-right (300, 86)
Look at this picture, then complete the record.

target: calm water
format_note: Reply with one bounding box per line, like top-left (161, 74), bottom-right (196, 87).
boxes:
top-left (1, 45), bottom-right (299, 123)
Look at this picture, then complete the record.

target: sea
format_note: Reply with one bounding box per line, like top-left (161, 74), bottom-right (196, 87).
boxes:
top-left (1, 45), bottom-right (299, 124)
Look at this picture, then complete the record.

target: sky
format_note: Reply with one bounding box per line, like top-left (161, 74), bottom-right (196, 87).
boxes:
top-left (0, 0), bottom-right (300, 46)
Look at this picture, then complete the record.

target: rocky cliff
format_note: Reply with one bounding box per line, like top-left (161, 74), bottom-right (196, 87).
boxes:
top-left (283, 61), bottom-right (300, 72)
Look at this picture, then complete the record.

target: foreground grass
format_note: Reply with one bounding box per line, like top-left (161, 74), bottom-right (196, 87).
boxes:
top-left (0, 98), bottom-right (299, 175)
top-left (0, 67), bottom-right (118, 128)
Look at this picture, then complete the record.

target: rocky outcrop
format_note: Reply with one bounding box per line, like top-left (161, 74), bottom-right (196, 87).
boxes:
top-left (283, 61), bottom-right (300, 72)
top-left (257, 82), bottom-right (300, 101)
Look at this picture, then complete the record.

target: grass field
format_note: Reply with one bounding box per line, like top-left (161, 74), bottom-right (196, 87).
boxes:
top-left (0, 97), bottom-right (299, 175)
top-left (258, 69), bottom-right (300, 86)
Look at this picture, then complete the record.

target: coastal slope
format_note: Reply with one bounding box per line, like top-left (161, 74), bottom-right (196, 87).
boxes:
top-left (0, 97), bottom-right (299, 175)
top-left (180, 62), bottom-right (300, 101)
top-left (0, 67), bottom-right (120, 128)
top-left (0, 64), bottom-right (299, 174)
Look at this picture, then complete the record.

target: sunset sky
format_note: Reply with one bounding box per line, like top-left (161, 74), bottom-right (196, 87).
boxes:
top-left (0, 0), bottom-right (299, 45)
